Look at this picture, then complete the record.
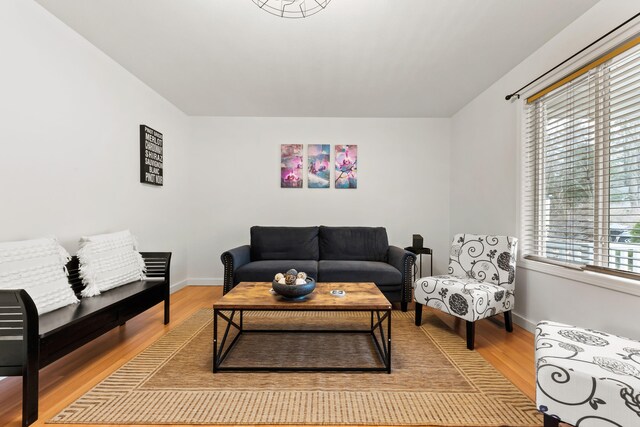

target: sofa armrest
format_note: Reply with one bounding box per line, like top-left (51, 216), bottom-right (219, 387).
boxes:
top-left (387, 246), bottom-right (416, 308)
top-left (0, 289), bottom-right (39, 425)
top-left (220, 245), bottom-right (251, 294)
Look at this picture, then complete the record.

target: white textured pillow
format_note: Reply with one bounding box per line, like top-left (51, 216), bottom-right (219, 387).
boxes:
top-left (0, 238), bottom-right (79, 315)
top-left (78, 230), bottom-right (146, 297)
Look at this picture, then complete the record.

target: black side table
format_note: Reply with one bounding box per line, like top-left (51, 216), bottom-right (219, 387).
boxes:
top-left (404, 247), bottom-right (433, 279)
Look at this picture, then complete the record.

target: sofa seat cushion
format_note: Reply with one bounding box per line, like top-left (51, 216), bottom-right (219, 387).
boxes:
top-left (377, 285), bottom-right (404, 303)
top-left (235, 260), bottom-right (319, 284)
top-left (413, 275), bottom-right (513, 322)
top-left (250, 226), bottom-right (319, 261)
top-left (318, 260), bottom-right (401, 285)
top-left (319, 226), bottom-right (389, 262)
top-left (376, 283), bottom-right (403, 293)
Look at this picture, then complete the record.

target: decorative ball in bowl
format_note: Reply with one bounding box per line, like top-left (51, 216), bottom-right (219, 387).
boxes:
top-left (272, 269), bottom-right (316, 300)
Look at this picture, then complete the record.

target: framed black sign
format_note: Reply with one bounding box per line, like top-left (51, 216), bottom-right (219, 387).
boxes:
top-left (140, 125), bottom-right (163, 186)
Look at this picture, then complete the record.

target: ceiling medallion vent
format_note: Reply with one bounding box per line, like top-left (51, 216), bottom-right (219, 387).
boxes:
top-left (252, 0), bottom-right (332, 19)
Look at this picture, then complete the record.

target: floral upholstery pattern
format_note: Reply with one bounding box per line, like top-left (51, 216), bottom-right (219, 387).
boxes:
top-left (414, 275), bottom-right (514, 322)
top-left (414, 234), bottom-right (518, 322)
top-left (536, 321), bottom-right (640, 426)
top-left (447, 234), bottom-right (517, 286)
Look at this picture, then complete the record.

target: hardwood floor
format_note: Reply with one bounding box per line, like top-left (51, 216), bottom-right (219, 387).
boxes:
top-left (0, 286), bottom-right (538, 427)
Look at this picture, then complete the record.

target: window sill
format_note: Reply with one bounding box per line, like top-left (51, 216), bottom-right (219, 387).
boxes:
top-left (519, 258), bottom-right (640, 297)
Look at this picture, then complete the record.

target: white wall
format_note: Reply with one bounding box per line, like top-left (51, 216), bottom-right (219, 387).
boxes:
top-left (450, 0), bottom-right (640, 339)
top-left (5, 0), bottom-right (636, 340)
top-left (187, 117), bottom-right (450, 282)
top-left (0, 0), bottom-right (190, 285)
top-left (0, 2), bottom-right (451, 291)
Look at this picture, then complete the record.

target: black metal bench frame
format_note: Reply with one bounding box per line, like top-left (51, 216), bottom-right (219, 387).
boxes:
top-left (0, 251), bottom-right (171, 427)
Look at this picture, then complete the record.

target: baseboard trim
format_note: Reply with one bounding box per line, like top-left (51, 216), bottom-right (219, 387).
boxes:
top-left (512, 311), bottom-right (536, 333)
top-left (185, 278), bottom-right (224, 286)
top-left (170, 279), bottom-right (189, 293)
top-left (171, 279), bottom-right (223, 293)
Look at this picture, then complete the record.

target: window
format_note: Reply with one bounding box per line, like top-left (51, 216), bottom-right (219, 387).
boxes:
top-left (523, 38), bottom-right (640, 278)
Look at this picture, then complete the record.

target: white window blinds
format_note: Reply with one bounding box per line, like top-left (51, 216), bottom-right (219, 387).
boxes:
top-left (523, 39), bottom-right (640, 277)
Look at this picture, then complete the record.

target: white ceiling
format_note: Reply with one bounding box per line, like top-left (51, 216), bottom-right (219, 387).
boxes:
top-left (35, 0), bottom-right (599, 117)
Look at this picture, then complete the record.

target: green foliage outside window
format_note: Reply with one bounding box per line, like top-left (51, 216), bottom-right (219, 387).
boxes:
top-left (631, 222), bottom-right (640, 244)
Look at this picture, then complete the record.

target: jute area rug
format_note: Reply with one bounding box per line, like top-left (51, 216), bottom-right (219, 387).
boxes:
top-left (50, 309), bottom-right (541, 426)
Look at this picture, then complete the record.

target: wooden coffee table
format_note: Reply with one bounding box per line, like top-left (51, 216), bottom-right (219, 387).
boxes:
top-left (212, 282), bottom-right (392, 373)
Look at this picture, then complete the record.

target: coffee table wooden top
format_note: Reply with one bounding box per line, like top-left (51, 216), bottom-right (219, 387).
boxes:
top-left (214, 282), bottom-right (391, 311)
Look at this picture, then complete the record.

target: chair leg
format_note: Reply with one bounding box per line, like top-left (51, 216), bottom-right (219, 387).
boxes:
top-left (543, 414), bottom-right (560, 427)
top-left (164, 292), bottom-right (170, 325)
top-left (401, 301), bottom-right (408, 312)
top-left (415, 302), bottom-right (423, 326)
top-left (466, 321), bottom-right (475, 350)
top-left (22, 368), bottom-right (38, 427)
top-left (504, 310), bottom-right (513, 332)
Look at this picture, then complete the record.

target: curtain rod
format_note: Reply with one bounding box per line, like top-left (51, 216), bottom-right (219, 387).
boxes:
top-left (504, 11), bottom-right (640, 101)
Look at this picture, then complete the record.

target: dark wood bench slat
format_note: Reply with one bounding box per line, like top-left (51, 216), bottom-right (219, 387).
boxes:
top-left (0, 313), bottom-right (23, 318)
top-left (0, 320), bottom-right (24, 327)
top-left (0, 330), bottom-right (24, 337)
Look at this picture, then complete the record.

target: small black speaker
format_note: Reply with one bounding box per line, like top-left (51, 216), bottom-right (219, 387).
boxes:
top-left (412, 234), bottom-right (423, 249)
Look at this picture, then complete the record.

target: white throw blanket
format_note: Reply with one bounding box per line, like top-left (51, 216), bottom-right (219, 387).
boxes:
top-left (0, 237), bottom-right (79, 314)
top-left (78, 230), bottom-right (146, 297)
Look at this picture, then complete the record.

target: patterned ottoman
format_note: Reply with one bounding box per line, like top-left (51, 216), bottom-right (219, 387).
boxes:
top-left (535, 321), bottom-right (640, 427)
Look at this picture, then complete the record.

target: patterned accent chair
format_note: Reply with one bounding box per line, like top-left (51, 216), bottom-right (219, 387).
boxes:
top-left (414, 233), bottom-right (517, 350)
top-left (535, 321), bottom-right (640, 427)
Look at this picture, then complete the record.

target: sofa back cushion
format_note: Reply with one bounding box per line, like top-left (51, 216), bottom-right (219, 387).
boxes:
top-left (319, 226), bottom-right (389, 262)
top-left (250, 226), bottom-right (319, 261)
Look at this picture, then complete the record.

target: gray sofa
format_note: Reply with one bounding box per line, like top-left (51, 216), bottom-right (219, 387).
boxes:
top-left (221, 226), bottom-right (416, 311)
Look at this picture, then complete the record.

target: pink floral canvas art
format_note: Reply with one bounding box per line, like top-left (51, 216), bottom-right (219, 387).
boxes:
top-left (308, 144), bottom-right (330, 188)
top-left (281, 144), bottom-right (303, 188)
top-left (335, 145), bottom-right (357, 189)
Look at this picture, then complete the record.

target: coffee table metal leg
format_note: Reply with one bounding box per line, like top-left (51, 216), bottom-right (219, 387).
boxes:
top-left (370, 310), bottom-right (391, 373)
top-left (377, 311), bottom-right (388, 363)
top-left (370, 310), bottom-right (382, 361)
top-left (387, 308), bottom-right (392, 374)
top-left (213, 310), bottom-right (244, 372)
top-left (213, 308), bottom-right (219, 373)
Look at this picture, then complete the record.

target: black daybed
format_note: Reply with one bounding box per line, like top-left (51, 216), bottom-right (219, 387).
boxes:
top-left (0, 252), bottom-right (171, 427)
top-left (221, 226), bottom-right (415, 311)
